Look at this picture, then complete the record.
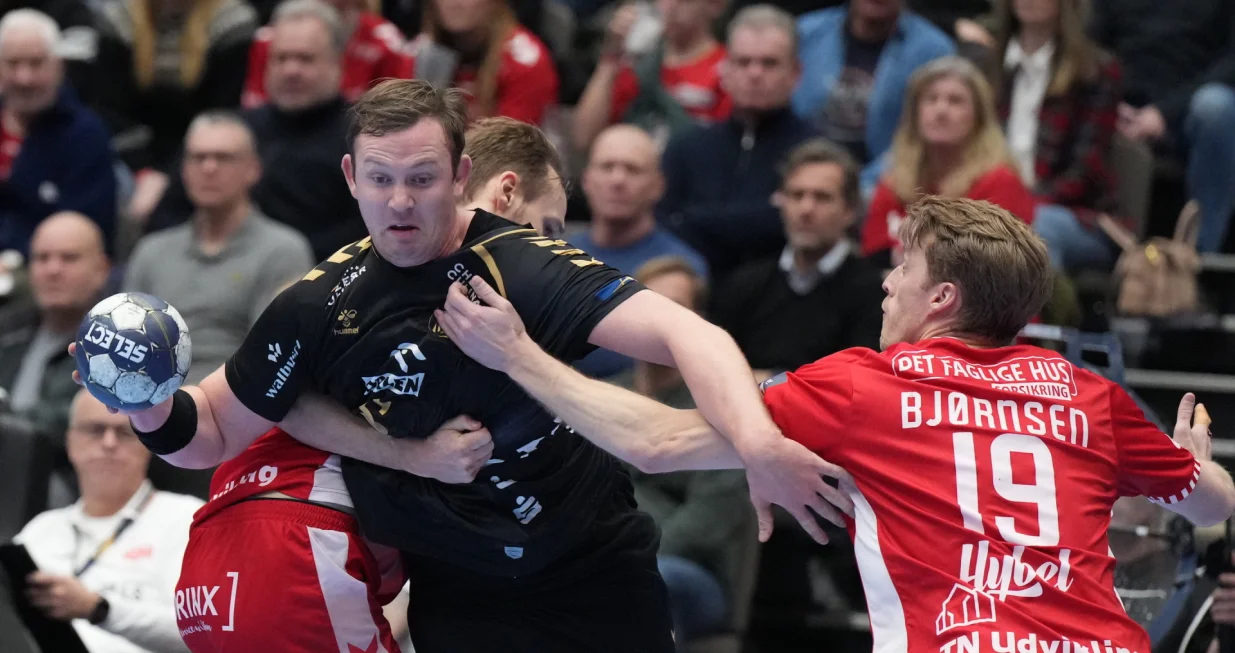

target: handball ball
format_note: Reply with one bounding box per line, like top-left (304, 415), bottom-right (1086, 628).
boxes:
top-left (75, 292), bottom-right (192, 411)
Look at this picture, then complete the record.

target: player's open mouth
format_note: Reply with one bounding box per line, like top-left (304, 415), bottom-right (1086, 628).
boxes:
top-left (389, 225), bottom-right (417, 232)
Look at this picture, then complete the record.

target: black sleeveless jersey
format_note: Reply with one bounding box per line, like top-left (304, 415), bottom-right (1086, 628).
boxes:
top-left (224, 210), bottom-right (650, 576)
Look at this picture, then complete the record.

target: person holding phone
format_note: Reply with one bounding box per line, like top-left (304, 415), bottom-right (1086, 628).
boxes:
top-left (14, 389), bottom-right (202, 653)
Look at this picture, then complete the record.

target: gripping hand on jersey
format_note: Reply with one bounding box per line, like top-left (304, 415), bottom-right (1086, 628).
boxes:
top-left (409, 415), bottom-right (495, 484)
top-left (435, 278), bottom-right (533, 373)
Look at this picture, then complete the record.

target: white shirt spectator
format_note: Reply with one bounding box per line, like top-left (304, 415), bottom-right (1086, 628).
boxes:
top-left (15, 481), bottom-right (203, 653)
top-left (1005, 39), bottom-right (1055, 186)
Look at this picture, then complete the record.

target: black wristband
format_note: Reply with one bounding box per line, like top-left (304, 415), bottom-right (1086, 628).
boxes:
top-left (132, 389), bottom-right (198, 455)
top-left (88, 596), bottom-right (109, 625)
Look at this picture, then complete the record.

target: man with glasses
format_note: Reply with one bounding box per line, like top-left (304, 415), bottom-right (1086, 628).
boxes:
top-left (124, 111), bottom-right (316, 386)
top-left (13, 388), bottom-right (202, 653)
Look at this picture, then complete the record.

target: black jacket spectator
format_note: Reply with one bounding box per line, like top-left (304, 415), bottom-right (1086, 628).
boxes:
top-left (96, 0), bottom-right (256, 172)
top-left (658, 107), bottom-right (818, 280)
top-left (0, 85), bottom-right (116, 255)
top-left (148, 97), bottom-right (366, 260)
top-left (711, 249), bottom-right (884, 373)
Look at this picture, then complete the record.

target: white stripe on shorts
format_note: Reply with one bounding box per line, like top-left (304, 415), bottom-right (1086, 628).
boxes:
top-left (308, 527), bottom-right (391, 653)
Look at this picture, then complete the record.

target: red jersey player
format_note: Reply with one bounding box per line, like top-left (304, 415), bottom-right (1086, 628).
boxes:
top-left (435, 196), bottom-right (1235, 653)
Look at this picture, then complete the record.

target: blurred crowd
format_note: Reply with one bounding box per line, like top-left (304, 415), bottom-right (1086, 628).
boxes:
top-left (0, 0), bottom-right (1233, 650)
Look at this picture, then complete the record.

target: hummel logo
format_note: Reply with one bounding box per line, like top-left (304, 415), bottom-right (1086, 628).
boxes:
top-left (267, 343), bottom-right (282, 363)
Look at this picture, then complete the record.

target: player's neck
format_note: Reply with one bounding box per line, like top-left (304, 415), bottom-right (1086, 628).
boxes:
top-left (195, 200), bottom-right (252, 254)
top-left (442, 209), bottom-right (475, 257)
top-left (918, 325), bottom-right (1006, 349)
top-left (590, 214), bottom-right (655, 249)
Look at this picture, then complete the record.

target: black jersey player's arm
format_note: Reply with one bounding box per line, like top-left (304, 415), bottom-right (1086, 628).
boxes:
top-left (480, 234), bottom-right (854, 543)
top-left (437, 277), bottom-right (853, 545)
top-left (281, 396), bottom-right (494, 484)
top-left (587, 284), bottom-right (855, 542)
top-left (112, 279), bottom-right (328, 468)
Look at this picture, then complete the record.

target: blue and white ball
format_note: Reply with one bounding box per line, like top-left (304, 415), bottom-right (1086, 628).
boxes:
top-left (75, 292), bottom-right (192, 411)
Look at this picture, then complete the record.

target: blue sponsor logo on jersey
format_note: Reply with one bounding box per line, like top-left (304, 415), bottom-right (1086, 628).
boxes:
top-left (594, 276), bottom-right (635, 302)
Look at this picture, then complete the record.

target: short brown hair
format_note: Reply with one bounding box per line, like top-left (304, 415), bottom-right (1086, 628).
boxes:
top-left (780, 138), bottom-right (861, 210)
top-left (347, 79), bottom-right (468, 171)
top-left (898, 197), bottom-right (1052, 343)
top-left (634, 256), bottom-right (709, 310)
top-left (461, 117), bottom-right (565, 204)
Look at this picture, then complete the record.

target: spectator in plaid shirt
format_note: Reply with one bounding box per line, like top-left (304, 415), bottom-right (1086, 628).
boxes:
top-left (988, 0), bottom-right (1124, 273)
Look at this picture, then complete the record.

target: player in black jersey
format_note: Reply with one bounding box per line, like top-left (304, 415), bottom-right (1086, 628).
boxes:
top-left (110, 80), bottom-right (853, 652)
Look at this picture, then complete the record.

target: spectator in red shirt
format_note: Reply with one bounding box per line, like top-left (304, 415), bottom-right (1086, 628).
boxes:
top-left (409, 0), bottom-right (558, 125)
top-left (571, 0), bottom-right (731, 153)
top-left (243, 0), bottom-right (413, 106)
top-left (862, 55), bottom-right (1033, 268)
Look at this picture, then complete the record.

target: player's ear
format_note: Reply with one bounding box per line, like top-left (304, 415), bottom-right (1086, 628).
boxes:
top-left (771, 190), bottom-right (785, 209)
top-left (454, 154), bottom-right (473, 194)
top-left (497, 171), bottom-right (519, 213)
top-left (341, 154), bottom-right (358, 197)
top-left (930, 281), bottom-right (961, 318)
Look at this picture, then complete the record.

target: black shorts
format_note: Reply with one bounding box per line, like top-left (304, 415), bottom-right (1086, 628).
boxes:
top-left (404, 489), bottom-right (674, 653)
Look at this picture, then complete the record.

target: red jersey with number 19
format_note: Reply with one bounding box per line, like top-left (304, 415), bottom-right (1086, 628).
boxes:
top-left (760, 338), bottom-right (1200, 653)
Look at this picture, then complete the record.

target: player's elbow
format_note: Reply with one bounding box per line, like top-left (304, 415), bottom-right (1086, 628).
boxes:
top-left (1173, 467), bottom-right (1235, 527)
top-left (159, 446), bottom-right (223, 470)
top-left (631, 439), bottom-right (676, 475)
top-left (1192, 492), bottom-right (1235, 528)
top-left (1182, 501), bottom-right (1235, 528)
top-left (629, 412), bottom-right (713, 475)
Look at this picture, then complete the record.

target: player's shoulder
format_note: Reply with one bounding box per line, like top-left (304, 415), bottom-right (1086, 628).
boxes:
top-left (279, 237), bottom-right (376, 305)
top-left (463, 209), bottom-right (538, 244)
top-left (764, 347), bottom-right (876, 390)
top-left (463, 210), bottom-right (557, 260)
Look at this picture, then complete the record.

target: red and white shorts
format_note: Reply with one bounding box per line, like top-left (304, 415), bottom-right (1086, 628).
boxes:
top-left (175, 499), bottom-right (402, 653)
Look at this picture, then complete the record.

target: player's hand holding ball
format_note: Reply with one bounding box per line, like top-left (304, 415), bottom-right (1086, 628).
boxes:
top-left (72, 292), bottom-right (192, 413)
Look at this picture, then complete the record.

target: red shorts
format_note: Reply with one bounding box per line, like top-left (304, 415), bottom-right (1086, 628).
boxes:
top-left (175, 499), bottom-right (401, 653)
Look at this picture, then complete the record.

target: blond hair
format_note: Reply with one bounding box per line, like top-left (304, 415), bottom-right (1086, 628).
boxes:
top-left (898, 197), bottom-right (1051, 343)
top-left (989, 0), bottom-right (1102, 98)
top-left (130, 0), bottom-right (221, 89)
top-left (462, 117), bottom-right (564, 203)
top-left (886, 56), bottom-right (1019, 203)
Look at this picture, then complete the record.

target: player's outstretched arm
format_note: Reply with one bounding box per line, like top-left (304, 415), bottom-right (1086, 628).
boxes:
top-left (1167, 397), bottom-right (1235, 527)
top-left (574, 282), bottom-right (854, 543)
top-left (436, 280), bottom-right (745, 473)
top-left (69, 348), bottom-right (277, 470)
top-left (280, 395), bottom-right (494, 484)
